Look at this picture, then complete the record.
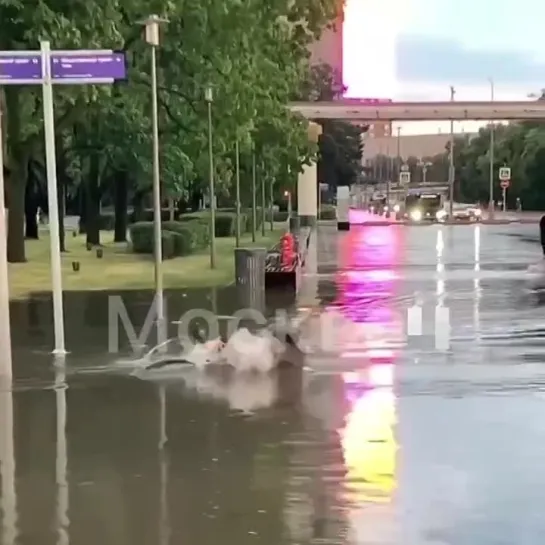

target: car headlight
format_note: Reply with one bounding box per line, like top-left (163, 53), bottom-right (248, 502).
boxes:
top-left (436, 209), bottom-right (447, 220)
top-left (474, 208), bottom-right (482, 216)
top-left (393, 204), bottom-right (400, 213)
top-left (410, 209), bottom-right (422, 222)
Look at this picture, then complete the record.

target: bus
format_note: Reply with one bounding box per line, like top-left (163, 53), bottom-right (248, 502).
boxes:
top-left (404, 192), bottom-right (447, 222)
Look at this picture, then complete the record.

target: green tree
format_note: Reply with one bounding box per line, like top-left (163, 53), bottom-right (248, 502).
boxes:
top-left (303, 63), bottom-right (366, 189)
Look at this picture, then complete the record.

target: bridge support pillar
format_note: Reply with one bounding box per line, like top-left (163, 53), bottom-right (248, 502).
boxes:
top-left (298, 162), bottom-right (317, 227)
top-left (297, 122), bottom-right (322, 228)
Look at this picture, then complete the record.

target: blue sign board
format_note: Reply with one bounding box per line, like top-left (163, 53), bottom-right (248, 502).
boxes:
top-left (0, 54), bottom-right (42, 84)
top-left (51, 52), bottom-right (126, 82)
top-left (0, 50), bottom-right (126, 85)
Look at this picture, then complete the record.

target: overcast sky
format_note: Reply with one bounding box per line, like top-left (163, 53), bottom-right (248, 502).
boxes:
top-left (342, 0), bottom-right (544, 133)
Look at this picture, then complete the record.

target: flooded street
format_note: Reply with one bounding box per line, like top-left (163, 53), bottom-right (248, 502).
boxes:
top-left (3, 222), bottom-right (545, 544)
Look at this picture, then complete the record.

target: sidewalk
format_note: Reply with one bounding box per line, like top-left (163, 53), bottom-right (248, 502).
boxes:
top-left (490, 211), bottom-right (543, 224)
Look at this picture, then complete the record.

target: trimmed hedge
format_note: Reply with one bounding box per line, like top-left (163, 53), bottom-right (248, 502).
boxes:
top-left (130, 222), bottom-right (181, 259)
top-left (129, 219), bottom-right (210, 260)
top-left (129, 209), bottom-right (180, 223)
top-left (162, 220), bottom-right (209, 253)
top-left (179, 211), bottom-right (251, 237)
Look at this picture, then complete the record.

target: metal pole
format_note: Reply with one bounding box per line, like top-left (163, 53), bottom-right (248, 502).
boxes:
top-left (251, 150), bottom-right (256, 242)
top-left (0, 387), bottom-right (16, 545)
top-left (0, 109), bottom-right (12, 378)
top-left (41, 41), bottom-right (66, 354)
top-left (207, 99), bottom-right (216, 268)
top-left (150, 44), bottom-right (164, 318)
top-left (502, 187), bottom-right (506, 212)
top-left (287, 192), bottom-right (292, 220)
top-left (260, 161), bottom-right (265, 237)
top-left (488, 78), bottom-right (495, 219)
top-left (269, 179), bottom-right (274, 231)
top-left (448, 85), bottom-right (455, 217)
top-left (235, 139), bottom-right (241, 247)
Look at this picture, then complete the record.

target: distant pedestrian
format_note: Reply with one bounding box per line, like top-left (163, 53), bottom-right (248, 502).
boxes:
top-left (516, 197), bottom-right (522, 212)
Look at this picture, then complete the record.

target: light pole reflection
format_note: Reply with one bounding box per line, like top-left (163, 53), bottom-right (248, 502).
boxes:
top-left (55, 365), bottom-right (69, 545)
top-left (0, 383), bottom-right (17, 545)
top-left (158, 386), bottom-right (170, 545)
top-left (333, 224), bottom-right (401, 507)
top-left (334, 225), bottom-right (404, 359)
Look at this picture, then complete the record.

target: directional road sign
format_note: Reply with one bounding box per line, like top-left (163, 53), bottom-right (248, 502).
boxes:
top-left (0, 54), bottom-right (42, 84)
top-left (0, 50), bottom-right (126, 85)
top-left (51, 52), bottom-right (126, 83)
top-left (401, 164), bottom-right (409, 172)
top-left (499, 166), bottom-right (511, 180)
top-left (399, 171), bottom-right (410, 184)
top-left (0, 43), bottom-right (128, 360)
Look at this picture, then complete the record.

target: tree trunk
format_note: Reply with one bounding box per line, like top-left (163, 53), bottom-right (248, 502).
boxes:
top-left (113, 170), bottom-right (128, 242)
top-left (85, 153), bottom-right (101, 246)
top-left (24, 172), bottom-right (39, 240)
top-left (78, 184), bottom-right (86, 234)
top-left (132, 190), bottom-right (145, 222)
top-left (5, 88), bottom-right (27, 263)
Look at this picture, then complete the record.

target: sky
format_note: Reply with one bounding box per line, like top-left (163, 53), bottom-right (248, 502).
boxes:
top-left (342, 0), bottom-right (545, 133)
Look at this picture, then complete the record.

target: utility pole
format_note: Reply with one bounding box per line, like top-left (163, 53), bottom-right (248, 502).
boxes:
top-left (488, 78), bottom-right (495, 219)
top-left (448, 86), bottom-right (455, 217)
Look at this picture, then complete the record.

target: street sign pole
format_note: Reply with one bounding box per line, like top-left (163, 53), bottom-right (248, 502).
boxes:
top-left (0, 44), bottom-right (127, 362)
top-left (499, 167), bottom-right (511, 213)
top-left (41, 41), bottom-right (65, 355)
top-left (0, 108), bottom-right (12, 379)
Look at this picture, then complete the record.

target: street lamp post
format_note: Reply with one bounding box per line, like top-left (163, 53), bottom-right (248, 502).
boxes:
top-left (205, 86), bottom-right (216, 268)
top-left (140, 14), bottom-right (168, 320)
top-left (448, 86), bottom-right (455, 217)
top-left (260, 161), bottom-right (266, 237)
top-left (488, 78), bottom-right (495, 219)
top-left (251, 149), bottom-right (257, 242)
top-left (234, 139), bottom-right (241, 247)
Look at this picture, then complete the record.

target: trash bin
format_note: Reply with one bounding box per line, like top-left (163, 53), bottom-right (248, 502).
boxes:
top-left (289, 216), bottom-right (300, 233)
top-left (234, 247), bottom-right (266, 311)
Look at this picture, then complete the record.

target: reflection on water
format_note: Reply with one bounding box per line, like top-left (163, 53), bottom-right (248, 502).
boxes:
top-left (334, 225), bottom-right (399, 543)
top-left (6, 223), bottom-right (545, 544)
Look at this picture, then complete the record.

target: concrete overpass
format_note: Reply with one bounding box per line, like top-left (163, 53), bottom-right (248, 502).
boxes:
top-left (293, 100), bottom-right (545, 230)
top-left (289, 100), bottom-right (545, 121)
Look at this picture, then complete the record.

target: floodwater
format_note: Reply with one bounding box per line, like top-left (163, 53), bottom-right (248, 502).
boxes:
top-left (3, 222), bottom-right (545, 544)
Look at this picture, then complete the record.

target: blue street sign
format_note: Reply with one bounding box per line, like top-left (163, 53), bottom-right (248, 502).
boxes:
top-left (0, 50), bottom-right (127, 85)
top-left (51, 52), bottom-right (126, 83)
top-left (0, 54), bottom-right (42, 84)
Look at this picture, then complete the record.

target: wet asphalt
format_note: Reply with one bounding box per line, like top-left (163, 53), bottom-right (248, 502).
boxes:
top-left (2, 222), bottom-right (545, 544)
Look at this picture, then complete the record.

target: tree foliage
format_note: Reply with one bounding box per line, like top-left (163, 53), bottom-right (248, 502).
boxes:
top-left (302, 63), bottom-right (366, 189)
top-left (0, 0), bottom-right (337, 261)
